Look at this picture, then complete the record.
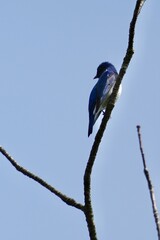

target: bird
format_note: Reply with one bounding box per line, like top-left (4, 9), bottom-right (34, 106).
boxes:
top-left (88, 61), bottom-right (121, 137)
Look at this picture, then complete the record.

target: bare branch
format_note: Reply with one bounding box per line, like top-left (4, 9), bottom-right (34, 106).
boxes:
top-left (0, 146), bottom-right (84, 211)
top-left (136, 126), bottom-right (160, 240)
top-left (84, 1), bottom-right (146, 239)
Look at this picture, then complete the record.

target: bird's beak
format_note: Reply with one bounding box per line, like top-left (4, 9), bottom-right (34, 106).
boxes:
top-left (93, 75), bottom-right (98, 79)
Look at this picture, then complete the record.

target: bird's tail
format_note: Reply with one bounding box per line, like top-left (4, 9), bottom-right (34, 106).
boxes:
top-left (88, 110), bottom-right (102, 137)
top-left (88, 123), bottom-right (93, 137)
top-left (88, 116), bottom-right (94, 137)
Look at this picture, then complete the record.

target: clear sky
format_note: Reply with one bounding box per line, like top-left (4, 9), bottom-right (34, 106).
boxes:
top-left (0, 1), bottom-right (160, 239)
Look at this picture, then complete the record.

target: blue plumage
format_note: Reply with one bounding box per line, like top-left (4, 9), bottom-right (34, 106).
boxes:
top-left (88, 62), bottom-right (120, 137)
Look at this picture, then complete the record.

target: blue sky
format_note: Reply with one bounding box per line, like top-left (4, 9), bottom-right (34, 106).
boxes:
top-left (0, 1), bottom-right (160, 239)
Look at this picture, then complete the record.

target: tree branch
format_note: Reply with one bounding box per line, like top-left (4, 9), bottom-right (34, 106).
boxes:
top-left (136, 126), bottom-right (160, 240)
top-left (83, 1), bottom-right (146, 239)
top-left (0, 146), bottom-right (84, 211)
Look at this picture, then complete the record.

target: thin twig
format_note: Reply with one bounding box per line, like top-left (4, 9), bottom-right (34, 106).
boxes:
top-left (136, 126), bottom-right (160, 240)
top-left (84, 1), bottom-right (146, 240)
top-left (0, 146), bottom-right (84, 211)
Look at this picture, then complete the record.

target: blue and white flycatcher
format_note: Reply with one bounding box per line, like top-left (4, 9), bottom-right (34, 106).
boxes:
top-left (88, 62), bottom-right (121, 137)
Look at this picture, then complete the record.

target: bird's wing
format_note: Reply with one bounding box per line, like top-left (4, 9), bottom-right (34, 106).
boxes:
top-left (88, 84), bottom-right (100, 117)
top-left (99, 71), bottom-right (117, 105)
top-left (88, 85), bottom-right (101, 136)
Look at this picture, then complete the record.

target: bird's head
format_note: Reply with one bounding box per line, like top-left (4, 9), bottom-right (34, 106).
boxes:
top-left (94, 62), bottom-right (117, 79)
